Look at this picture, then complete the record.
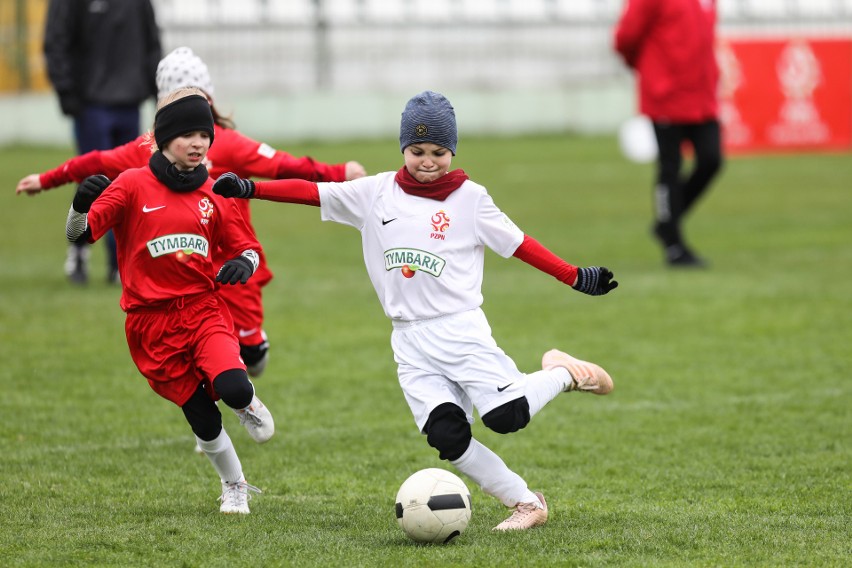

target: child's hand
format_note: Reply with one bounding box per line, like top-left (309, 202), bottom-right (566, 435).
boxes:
top-left (345, 161), bottom-right (367, 180)
top-left (72, 175), bottom-right (110, 213)
top-left (16, 174), bottom-right (43, 196)
top-left (213, 172), bottom-right (255, 199)
top-left (216, 256), bottom-right (254, 285)
top-left (572, 267), bottom-right (618, 296)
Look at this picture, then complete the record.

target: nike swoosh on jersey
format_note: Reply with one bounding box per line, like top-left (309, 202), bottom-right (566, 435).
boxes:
top-left (142, 205), bottom-right (166, 213)
top-left (238, 328), bottom-right (258, 338)
top-left (497, 383), bottom-right (514, 392)
top-left (382, 218), bottom-right (398, 225)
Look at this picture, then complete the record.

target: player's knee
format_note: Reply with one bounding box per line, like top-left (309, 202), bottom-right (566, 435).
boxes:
top-left (481, 397), bottom-right (530, 434)
top-left (212, 368), bottom-right (253, 409)
top-left (181, 384), bottom-right (223, 441)
top-left (424, 403), bottom-right (472, 462)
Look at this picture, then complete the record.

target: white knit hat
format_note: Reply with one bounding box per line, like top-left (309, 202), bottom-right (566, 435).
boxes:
top-left (156, 47), bottom-right (215, 100)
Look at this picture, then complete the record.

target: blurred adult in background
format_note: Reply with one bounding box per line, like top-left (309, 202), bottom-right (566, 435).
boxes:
top-left (614, 0), bottom-right (724, 267)
top-left (44, 0), bottom-right (161, 284)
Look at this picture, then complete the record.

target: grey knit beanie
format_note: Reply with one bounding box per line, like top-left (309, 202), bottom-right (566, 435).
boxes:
top-left (399, 91), bottom-right (457, 155)
top-left (156, 47), bottom-right (215, 100)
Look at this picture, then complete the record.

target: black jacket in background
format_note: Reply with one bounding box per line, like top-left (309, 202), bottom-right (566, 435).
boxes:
top-left (44, 0), bottom-right (162, 116)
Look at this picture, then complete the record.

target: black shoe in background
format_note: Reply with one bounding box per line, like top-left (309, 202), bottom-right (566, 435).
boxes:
top-left (665, 244), bottom-right (707, 268)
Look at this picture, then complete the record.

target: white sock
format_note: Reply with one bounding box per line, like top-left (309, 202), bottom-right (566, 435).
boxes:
top-left (524, 368), bottom-right (572, 417)
top-left (196, 428), bottom-right (243, 483)
top-left (451, 438), bottom-right (530, 507)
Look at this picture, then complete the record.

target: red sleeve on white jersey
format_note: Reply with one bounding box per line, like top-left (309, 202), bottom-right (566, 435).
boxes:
top-left (512, 235), bottom-right (578, 286)
top-left (254, 179), bottom-right (320, 206)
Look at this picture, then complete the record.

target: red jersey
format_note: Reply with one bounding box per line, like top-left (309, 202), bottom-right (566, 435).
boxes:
top-left (86, 166), bottom-right (261, 312)
top-left (614, 0), bottom-right (718, 122)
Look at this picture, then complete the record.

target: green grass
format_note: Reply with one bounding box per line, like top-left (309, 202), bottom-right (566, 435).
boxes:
top-left (0, 134), bottom-right (850, 567)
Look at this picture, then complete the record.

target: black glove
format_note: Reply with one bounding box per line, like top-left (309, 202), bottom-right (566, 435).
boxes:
top-left (216, 256), bottom-right (254, 285)
top-left (213, 173), bottom-right (255, 199)
top-left (72, 175), bottom-right (111, 213)
top-left (58, 91), bottom-right (82, 117)
top-left (573, 266), bottom-right (618, 296)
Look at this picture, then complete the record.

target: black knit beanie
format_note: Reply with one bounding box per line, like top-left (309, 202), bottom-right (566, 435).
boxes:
top-left (154, 94), bottom-right (215, 149)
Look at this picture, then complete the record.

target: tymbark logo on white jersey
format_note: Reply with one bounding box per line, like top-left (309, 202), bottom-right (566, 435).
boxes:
top-left (147, 233), bottom-right (210, 258)
top-left (384, 248), bottom-right (445, 277)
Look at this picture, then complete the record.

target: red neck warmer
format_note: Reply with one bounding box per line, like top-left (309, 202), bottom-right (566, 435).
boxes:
top-left (394, 167), bottom-right (469, 201)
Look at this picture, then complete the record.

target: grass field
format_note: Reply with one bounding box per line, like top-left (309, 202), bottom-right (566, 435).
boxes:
top-left (0, 134), bottom-right (849, 567)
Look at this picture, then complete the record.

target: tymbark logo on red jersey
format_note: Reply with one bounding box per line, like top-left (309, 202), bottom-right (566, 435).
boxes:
top-left (147, 234), bottom-right (210, 258)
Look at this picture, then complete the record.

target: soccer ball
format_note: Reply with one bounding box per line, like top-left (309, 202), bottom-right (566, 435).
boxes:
top-left (618, 114), bottom-right (658, 163)
top-left (395, 468), bottom-right (472, 544)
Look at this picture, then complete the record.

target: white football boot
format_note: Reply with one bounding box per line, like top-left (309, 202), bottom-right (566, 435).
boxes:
top-left (219, 479), bottom-right (261, 514)
top-left (493, 492), bottom-right (548, 531)
top-left (542, 349), bottom-right (614, 395)
top-left (233, 395), bottom-right (275, 443)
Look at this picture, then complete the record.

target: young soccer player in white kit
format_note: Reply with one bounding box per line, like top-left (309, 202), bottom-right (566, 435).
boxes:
top-left (213, 91), bottom-right (618, 530)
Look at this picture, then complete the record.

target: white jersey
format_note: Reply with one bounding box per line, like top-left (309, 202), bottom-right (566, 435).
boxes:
top-left (318, 171), bottom-right (524, 321)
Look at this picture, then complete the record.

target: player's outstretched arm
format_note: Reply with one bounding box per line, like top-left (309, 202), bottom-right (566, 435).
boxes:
top-left (214, 172), bottom-right (321, 206)
top-left (512, 235), bottom-right (618, 296)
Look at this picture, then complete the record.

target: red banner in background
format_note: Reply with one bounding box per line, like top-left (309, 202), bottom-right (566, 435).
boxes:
top-left (718, 37), bottom-right (852, 154)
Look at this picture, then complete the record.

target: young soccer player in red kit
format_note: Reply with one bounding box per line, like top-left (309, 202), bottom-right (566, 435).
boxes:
top-left (18, 46), bottom-right (368, 379)
top-left (64, 87), bottom-right (274, 514)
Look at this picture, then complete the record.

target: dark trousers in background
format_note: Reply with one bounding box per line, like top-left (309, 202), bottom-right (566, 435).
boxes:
top-left (69, 104), bottom-right (140, 283)
top-left (652, 119), bottom-right (723, 249)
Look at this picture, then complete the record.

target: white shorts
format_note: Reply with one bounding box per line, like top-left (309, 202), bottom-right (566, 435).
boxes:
top-left (391, 308), bottom-right (527, 432)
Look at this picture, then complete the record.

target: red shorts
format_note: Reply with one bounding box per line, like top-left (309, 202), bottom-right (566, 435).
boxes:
top-left (217, 280), bottom-right (265, 346)
top-left (125, 293), bottom-right (246, 406)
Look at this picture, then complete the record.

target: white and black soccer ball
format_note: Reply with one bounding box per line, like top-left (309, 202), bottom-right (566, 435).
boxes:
top-left (395, 468), bottom-right (472, 544)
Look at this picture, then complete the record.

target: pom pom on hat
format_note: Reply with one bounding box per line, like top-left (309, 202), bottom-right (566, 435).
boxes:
top-left (399, 91), bottom-right (457, 155)
top-left (156, 47), bottom-right (215, 100)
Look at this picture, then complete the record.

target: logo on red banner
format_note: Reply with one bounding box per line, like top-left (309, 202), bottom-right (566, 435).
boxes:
top-left (718, 38), bottom-right (852, 153)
